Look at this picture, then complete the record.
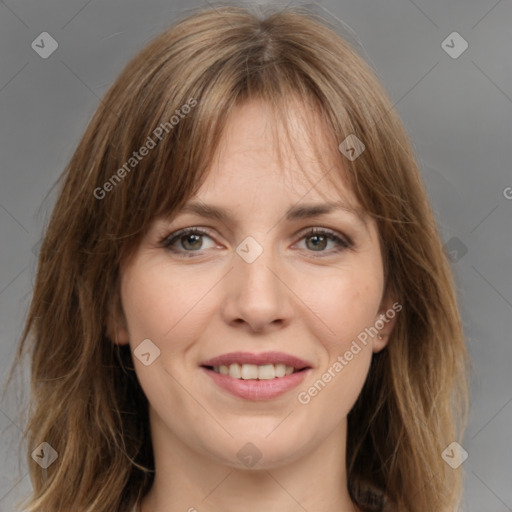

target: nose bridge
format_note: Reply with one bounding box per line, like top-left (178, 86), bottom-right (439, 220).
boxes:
top-left (223, 232), bottom-right (293, 330)
top-left (236, 232), bottom-right (282, 299)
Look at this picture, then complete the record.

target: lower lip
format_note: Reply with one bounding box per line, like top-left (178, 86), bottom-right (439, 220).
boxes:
top-left (201, 367), bottom-right (311, 401)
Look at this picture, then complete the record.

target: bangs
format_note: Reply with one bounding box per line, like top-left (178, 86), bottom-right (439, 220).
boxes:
top-left (103, 50), bottom-right (364, 260)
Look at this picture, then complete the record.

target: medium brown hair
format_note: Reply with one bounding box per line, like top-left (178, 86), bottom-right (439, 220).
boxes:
top-left (10, 4), bottom-right (469, 511)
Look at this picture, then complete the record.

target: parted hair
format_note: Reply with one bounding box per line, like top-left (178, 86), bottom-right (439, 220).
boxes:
top-left (11, 4), bottom-right (469, 512)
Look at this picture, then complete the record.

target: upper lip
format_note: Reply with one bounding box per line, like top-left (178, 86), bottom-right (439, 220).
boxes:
top-left (200, 351), bottom-right (312, 370)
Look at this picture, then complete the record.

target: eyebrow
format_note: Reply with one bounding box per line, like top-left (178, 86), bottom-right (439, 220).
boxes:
top-left (179, 200), bottom-right (368, 227)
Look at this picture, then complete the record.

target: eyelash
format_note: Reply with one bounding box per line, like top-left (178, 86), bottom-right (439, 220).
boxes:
top-left (158, 226), bottom-right (352, 259)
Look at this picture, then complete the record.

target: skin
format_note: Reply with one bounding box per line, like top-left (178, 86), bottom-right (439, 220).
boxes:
top-left (112, 99), bottom-right (397, 512)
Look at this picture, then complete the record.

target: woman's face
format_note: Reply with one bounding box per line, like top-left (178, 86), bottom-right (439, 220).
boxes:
top-left (115, 100), bottom-right (395, 469)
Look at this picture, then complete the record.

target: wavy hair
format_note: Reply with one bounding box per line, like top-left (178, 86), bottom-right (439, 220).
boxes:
top-left (10, 4), bottom-right (469, 512)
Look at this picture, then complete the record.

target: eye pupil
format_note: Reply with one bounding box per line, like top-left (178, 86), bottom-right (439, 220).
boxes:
top-left (306, 234), bottom-right (327, 251)
top-left (182, 234), bottom-right (202, 250)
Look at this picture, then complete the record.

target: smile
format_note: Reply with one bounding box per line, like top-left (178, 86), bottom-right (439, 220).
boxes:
top-left (209, 363), bottom-right (299, 380)
top-left (200, 351), bottom-right (312, 400)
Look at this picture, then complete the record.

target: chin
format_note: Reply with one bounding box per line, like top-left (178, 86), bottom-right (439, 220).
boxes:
top-left (207, 425), bottom-right (317, 470)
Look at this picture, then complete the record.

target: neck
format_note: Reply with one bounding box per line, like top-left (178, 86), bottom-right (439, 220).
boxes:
top-left (140, 407), bottom-right (360, 512)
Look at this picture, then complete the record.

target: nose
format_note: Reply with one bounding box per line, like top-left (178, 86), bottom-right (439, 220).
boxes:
top-left (220, 237), bottom-right (294, 333)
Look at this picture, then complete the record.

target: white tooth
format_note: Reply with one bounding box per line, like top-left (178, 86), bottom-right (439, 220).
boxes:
top-left (222, 363), bottom-right (298, 379)
top-left (274, 364), bottom-right (286, 378)
top-left (258, 364), bottom-right (276, 380)
top-left (241, 364), bottom-right (258, 380)
top-left (229, 363), bottom-right (242, 379)
top-left (213, 366), bottom-right (220, 373)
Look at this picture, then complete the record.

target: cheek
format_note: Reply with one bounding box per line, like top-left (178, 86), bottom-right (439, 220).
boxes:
top-left (120, 257), bottom-right (208, 348)
top-left (119, 259), bottom-right (206, 409)
top-left (292, 267), bottom-right (382, 411)
top-left (297, 266), bottom-right (383, 351)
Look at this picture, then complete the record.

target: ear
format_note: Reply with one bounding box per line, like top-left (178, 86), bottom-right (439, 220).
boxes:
top-left (106, 293), bottom-right (130, 346)
top-left (372, 295), bottom-right (401, 354)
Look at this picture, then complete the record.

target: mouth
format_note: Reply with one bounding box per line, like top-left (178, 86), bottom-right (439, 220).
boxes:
top-left (199, 351), bottom-right (312, 400)
top-left (202, 363), bottom-right (306, 380)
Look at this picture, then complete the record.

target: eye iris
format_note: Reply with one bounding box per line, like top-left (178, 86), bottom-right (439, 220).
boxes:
top-left (168, 230), bottom-right (342, 253)
top-left (306, 234), bottom-right (327, 251)
top-left (182, 233), bottom-right (202, 250)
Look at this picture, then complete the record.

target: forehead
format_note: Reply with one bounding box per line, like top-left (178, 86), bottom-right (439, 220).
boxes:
top-left (197, 98), bottom-right (358, 207)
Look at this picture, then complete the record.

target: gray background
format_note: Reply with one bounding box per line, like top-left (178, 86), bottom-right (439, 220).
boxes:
top-left (1, 0), bottom-right (511, 510)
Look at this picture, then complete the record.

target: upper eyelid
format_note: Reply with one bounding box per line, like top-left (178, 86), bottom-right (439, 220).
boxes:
top-left (164, 225), bottom-right (343, 238)
top-left (161, 225), bottom-right (352, 248)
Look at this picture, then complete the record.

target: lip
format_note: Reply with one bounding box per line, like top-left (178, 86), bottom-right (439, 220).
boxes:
top-left (201, 366), bottom-right (312, 401)
top-left (199, 351), bottom-right (313, 401)
top-left (200, 351), bottom-right (312, 369)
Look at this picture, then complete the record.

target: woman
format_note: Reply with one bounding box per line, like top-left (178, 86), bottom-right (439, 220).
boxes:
top-left (14, 4), bottom-right (469, 512)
